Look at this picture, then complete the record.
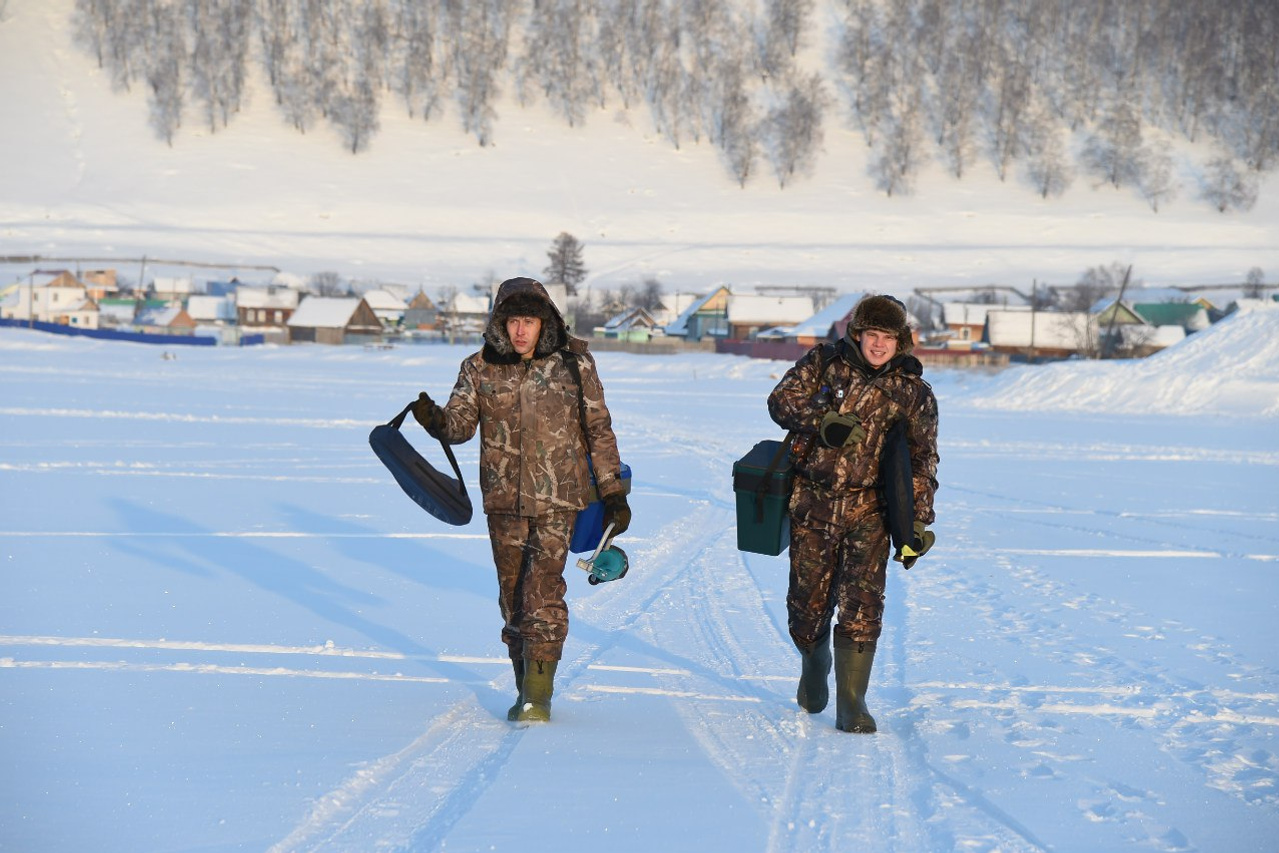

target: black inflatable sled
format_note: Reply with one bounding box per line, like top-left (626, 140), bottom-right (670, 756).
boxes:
top-left (369, 401), bottom-right (473, 526)
top-left (880, 419), bottom-right (915, 566)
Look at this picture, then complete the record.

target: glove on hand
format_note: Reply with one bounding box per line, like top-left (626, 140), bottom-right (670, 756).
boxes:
top-left (900, 520), bottom-right (935, 569)
top-left (819, 410), bottom-right (866, 449)
top-left (601, 493), bottom-right (632, 538)
top-left (411, 392), bottom-right (445, 436)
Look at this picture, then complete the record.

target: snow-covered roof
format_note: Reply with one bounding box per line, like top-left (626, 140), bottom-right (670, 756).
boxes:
top-left (986, 310), bottom-right (1093, 349)
top-left (784, 292), bottom-right (864, 338)
top-left (361, 289), bottom-right (408, 311)
top-left (604, 308), bottom-right (657, 331)
top-left (36, 271), bottom-right (84, 291)
top-left (288, 297), bottom-right (361, 328)
top-left (187, 295), bottom-right (234, 322)
top-left (728, 294), bottom-right (814, 325)
top-left (942, 302), bottom-right (1029, 326)
top-left (664, 291), bottom-right (716, 336)
top-left (448, 293), bottom-right (491, 315)
top-left (271, 272), bottom-right (308, 290)
top-left (237, 287), bottom-right (300, 310)
top-left (136, 306), bottom-right (184, 326)
top-left (153, 276), bottom-right (194, 294)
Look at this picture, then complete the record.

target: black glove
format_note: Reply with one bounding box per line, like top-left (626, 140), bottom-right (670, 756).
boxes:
top-left (819, 410), bottom-right (866, 448)
top-left (601, 493), bottom-right (631, 537)
top-left (411, 392), bottom-right (445, 436)
top-left (900, 521), bottom-right (935, 569)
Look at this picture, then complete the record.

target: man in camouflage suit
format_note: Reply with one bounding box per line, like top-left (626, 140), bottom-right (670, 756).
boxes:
top-left (767, 294), bottom-right (938, 733)
top-left (413, 277), bottom-right (630, 723)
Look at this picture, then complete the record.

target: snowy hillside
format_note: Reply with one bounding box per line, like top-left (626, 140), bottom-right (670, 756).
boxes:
top-left (2, 0), bottom-right (1278, 294)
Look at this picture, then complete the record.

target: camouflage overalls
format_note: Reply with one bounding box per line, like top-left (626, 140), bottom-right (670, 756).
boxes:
top-left (767, 339), bottom-right (939, 647)
top-left (433, 281), bottom-right (624, 662)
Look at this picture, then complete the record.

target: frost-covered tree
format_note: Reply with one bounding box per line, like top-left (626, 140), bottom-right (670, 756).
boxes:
top-left (1083, 101), bottom-right (1145, 189)
top-left (1137, 140), bottom-right (1177, 212)
top-left (764, 72), bottom-right (826, 188)
top-left (145, 1), bottom-right (185, 145)
top-left (544, 232), bottom-right (588, 296)
top-left (1200, 155), bottom-right (1259, 213)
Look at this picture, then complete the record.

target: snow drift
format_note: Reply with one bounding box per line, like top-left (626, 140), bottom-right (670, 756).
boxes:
top-left (956, 305), bottom-right (1279, 418)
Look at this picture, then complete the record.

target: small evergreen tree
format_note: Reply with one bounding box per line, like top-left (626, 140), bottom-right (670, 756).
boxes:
top-left (543, 232), bottom-right (587, 296)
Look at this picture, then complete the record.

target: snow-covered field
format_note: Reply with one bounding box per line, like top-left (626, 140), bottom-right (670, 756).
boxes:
top-left (2, 312), bottom-right (1277, 853)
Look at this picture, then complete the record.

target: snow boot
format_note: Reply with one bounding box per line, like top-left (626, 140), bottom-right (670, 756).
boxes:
top-left (515, 659), bottom-right (557, 723)
top-left (506, 658), bottom-right (524, 722)
top-left (833, 637), bottom-right (877, 733)
top-left (795, 628), bottom-right (832, 713)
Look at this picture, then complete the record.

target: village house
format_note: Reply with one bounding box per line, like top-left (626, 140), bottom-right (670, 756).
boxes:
top-left (81, 269), bottom-right (119, 301)
top-left (186, 295), bottom-right (236, 326)
top-left (403, 289), bottom-right (440, 331)
top-left (151, 276), bottom-right (195, 302)
top-left (361, 289), bottom-right (409, 329)
top-left (0, 271), bottom-right (100, 329)
top-left (134, 305), bottom-right (198, 336)
top-left (1092, 298), bottom-right (1208, 356)
top-left (596, 307), bottom-right (661, 342)
top-left (779, 292), bottom-right (866, 345)
top-left (287, 296), bottom-right (382, 345)
top-left (664, 286), bottom-right (731, 341)
top-left (940, 302), bottom-right (1028, 345)
top-left (441, 291), bottom-right (491, 340)
top-left (725, 293), bottom-right (815, 340)
top-left (236, 284), bottom-right (300, 342)
top-left (984, 309), bottom-right (1094, 360)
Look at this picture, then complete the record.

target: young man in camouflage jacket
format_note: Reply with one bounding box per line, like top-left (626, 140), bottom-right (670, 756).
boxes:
top-left (767, 294), bottom-right (939, 733)
top-left (413, 277), bottom-right (630, 723)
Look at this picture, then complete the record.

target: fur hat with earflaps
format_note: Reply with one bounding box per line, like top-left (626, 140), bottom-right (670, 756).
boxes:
top-left (847, 294), bottom-right (914, 356)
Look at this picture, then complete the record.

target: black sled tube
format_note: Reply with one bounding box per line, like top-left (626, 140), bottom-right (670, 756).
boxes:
top-left (369, 401), bottom-right (473, 526)
top-left (880, 419), bottom-right (914, 563)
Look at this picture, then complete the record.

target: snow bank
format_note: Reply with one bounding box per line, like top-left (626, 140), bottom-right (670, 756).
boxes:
top-left (957, 305), bottom-right (1279, 418)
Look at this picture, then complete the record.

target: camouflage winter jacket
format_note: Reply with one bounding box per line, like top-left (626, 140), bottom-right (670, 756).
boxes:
top-left (767, 338), bottom-right (939, 524)
top-left (432, 278), bottom-right (625, 518)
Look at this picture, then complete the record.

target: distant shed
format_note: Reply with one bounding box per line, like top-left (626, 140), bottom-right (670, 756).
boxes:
top-left (288, 297), bottom-right (382, 345)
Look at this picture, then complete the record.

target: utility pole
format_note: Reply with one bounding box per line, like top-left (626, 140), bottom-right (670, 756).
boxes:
top-left (1102, 266), bottom-right (1133, 359)
top-left (1028, 279), bottom-right (1036, 363)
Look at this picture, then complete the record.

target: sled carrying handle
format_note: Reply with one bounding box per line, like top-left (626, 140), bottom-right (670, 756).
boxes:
top-left (390, 401), bottom-right (467, 496)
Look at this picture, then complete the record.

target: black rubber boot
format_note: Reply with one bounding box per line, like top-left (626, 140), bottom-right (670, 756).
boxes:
top-left (795, 628), bottom-right (832, 713)
top-left (833, 637), bottom-right (877, 733)
top-left (515, 659), bottom-right (557, 723)
top-left (506, 658), bottom-right (524, 722)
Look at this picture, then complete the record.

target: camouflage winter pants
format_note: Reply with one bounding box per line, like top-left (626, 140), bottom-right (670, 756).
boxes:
top-left (487, 511), bottom-right (577, 662)
top-left (787, 479), bottom-right (891, 649)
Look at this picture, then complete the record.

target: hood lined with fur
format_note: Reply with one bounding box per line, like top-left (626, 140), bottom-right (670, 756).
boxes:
top-left (482, 277), bottom-right (569, 363)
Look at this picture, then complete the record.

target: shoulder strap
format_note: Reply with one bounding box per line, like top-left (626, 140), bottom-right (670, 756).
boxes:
top-left (560, 351), bottom-right (593, 459)
top-left (390, 400), bottom-right (467, 494)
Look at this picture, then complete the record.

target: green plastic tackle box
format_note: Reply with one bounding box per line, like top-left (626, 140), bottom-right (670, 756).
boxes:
top-left (733, 439), bottom-right (793, 556)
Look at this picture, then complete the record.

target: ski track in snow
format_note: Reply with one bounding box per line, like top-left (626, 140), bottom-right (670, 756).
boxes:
top-left (263, 501), bottom-right (739, 852)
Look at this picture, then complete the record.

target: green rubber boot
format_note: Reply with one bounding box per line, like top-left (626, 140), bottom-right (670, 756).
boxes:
top-left (795, 628), bottom-right (832, 713)
top-left (515, 659), bottom-right (557, 723)
top-left (833, 637), bottom-right (877, 733)
top-left (505, 658), bottom-right (524, 722)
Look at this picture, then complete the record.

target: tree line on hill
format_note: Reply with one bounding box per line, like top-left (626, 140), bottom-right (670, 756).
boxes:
top-left (73, 0), bottom-right (1275, 208)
